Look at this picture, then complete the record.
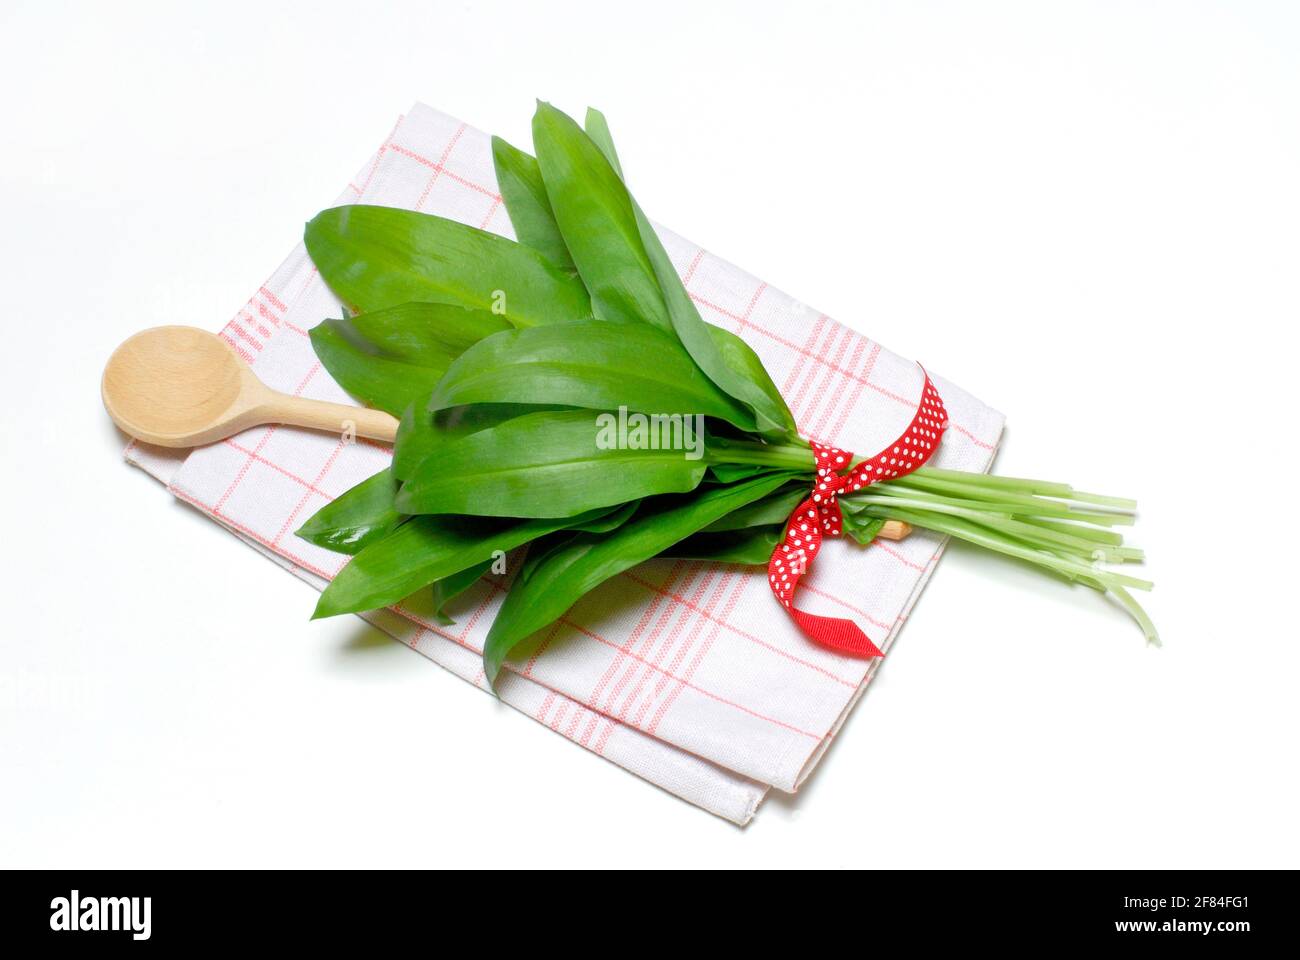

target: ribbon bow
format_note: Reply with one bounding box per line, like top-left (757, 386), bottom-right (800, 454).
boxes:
top-left (768, 370), bottom-right (948, 658)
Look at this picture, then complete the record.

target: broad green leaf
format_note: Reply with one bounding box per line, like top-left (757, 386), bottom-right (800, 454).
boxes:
top-left (309, 317), bottom-right (445, 417)
top-left (514, 529), bottom-right (579, 580)
top-left (295, 468), bottom-right (402, 555)
top-left (482, 472), bottom-right (791, 682)
top-left (429, 500), bottom-right (637, 625)
top-left (393, 400), bottom-right (572, 482)
top-left (304, 204), bottom-right (592, 326)
top-left (585, 106), bottom-right (798, 441)
top-left (313, 506), bottom-right (616, 619)
top-left (427, 320), bottom-right (754, 429)
top-left (662, 525), bottom-right (781, 565)
top-left (567, 500), bottom-right (638, 533)
top-left (515, 503), bottom-right (641, 590)
top-left (395, 409), bottom-right (709, 519)
top-left (429, 560), bottom-right (493, 625)
top-left (491, 136), bottom-right (576, 272)
top-left (346, 301), bottom-right (510, 366)
top-left (705, 324), bottom-right (797, 436)
top-left (393, 402), bottom-right (435, 482)
top-left (701, 481), bottom-right (806, 532)
top-left (532, 103), bottom-right (671, 328)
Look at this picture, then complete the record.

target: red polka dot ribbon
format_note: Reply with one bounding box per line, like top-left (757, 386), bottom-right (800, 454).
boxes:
top-left (768, 369), bottom-right (948, 658)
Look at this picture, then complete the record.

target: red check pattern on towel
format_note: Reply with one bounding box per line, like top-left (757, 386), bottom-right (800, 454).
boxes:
top-left (126, 103), bottom-right (1005, 825)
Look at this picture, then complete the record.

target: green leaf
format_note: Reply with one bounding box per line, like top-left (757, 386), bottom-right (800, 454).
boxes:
top-left (567, 500), bottom-right (638, 533)
top-left (705, 325), bottom-right (798, 438)
top-left (706, 462), bottom-right (775, 484)
top-left (393, 400), bottom-right (572, 482)
top-left (427, 500), bottom-right (637, 626)
top-left (396, 409), bottom-right (708, 519)
top-left (429, 560), bottom-right (493, 625)
top-left (491, 136), bottom-right (575, 272)
top-left (346, 301), bottom-right (511, 366)
top-left (531, 103), bottom-right (671, 328)
top-left (584, 106), bottom-right (798, 441)
top-left (393, 402), bottom-right (436, 483)
top-left (583, 106), bottom-right (624, 177)
top-left (700, 481), bottom-right (806, 531)
top-left (308, 302), bottom-right (510, 418)
top-left (427, 320), bottom-right (755, 429)
top-left (844, 515), bottom-right (885, 545)
top-left (308, 317), bottom-right (446, 417)
top-left (295, 468), bottom-right (402, 555)
top-left (304, 204), bottom-right (592, 326)
top-left (837, 503), bottom-right (886, 546)
top-left (635, 194), bottom-right (797, 441)
top-left (313, 506), bottom-right (615, 619)
top-left (482, 471), bottom-right (791, 683)
top-left (661, 525), bottom-right (781, 565)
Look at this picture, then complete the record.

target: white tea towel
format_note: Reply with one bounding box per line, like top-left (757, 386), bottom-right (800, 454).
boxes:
top-left (128, 103), bottom-right (1003, 823)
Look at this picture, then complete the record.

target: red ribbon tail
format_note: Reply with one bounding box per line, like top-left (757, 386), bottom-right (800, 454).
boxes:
top-left (767, 366), bottom-right (946, 659)
top-left (790, 608), bottom-right (885, 659)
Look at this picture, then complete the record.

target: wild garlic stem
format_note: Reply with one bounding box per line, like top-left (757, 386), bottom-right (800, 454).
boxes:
top-left (854, 505), bottom-right (1153, 591)
top-left (704, 436), bottom-right (1155, 641)
top-left (848, 494), bottom-right (1131, 561)
top-left (705, 438), bottom-right (813, 470)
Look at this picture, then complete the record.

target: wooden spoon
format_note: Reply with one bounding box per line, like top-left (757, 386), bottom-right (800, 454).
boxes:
top-left (102, 326), bottom-right (398, 448)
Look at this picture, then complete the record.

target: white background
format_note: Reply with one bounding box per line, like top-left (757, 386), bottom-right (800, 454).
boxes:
top-left (2, 0), bottom-right (1297, 868)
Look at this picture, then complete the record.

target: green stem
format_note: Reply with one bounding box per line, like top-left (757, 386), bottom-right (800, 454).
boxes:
top-left (705, 434), bottom-right (1155, 641)
top-left (1016, 517), bottom-right (1124, 546)
top-left (1110, 585), bottom-right (1162, 647)
top-left (706, 438), bottom-right (814, 471)
top-left (707, 439), bottom-right (1136, 513)
top-left (891, 473), bottom-right (1133, 518)
top-left (859, 483), bottom-right (1129, 525)
top-left (856, 504), bottom-right (1153, 591)
top-left (849, 494), bottom-right (1133, 562)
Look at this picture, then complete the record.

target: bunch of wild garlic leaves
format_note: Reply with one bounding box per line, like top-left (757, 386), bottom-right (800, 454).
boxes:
top-left (295, 103), bottom-right (1154, 681)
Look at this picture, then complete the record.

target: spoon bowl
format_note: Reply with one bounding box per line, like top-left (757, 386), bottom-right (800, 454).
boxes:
top-left (102, 326), bottom-right (252, 446)
top-left (102, 326), bottom-right (399, 447)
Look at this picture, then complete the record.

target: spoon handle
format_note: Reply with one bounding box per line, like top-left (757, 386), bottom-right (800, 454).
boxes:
top-left (267, 395), bottom-right (399, 443)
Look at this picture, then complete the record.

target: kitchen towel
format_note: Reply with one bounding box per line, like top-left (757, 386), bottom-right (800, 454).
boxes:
top-left (127, 103), bottom-right (1005, 824)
